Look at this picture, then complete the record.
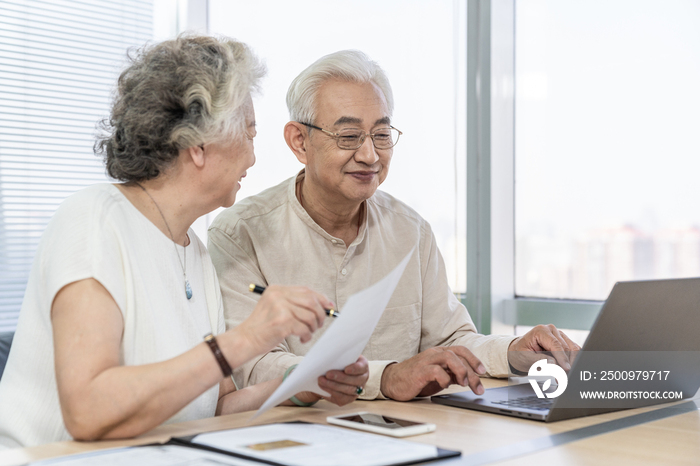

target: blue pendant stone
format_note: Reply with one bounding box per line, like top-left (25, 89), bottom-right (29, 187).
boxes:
top-left (185, 280), bottom-right (193, 300)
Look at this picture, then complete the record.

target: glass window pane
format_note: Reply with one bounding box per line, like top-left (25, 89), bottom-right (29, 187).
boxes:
top-left (207, 0), bottom-right (467, 292)
top-left (515, 0), bottom-right (700, 300)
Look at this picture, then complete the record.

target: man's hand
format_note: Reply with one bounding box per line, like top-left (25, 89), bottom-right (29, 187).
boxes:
top-left (508, 324), bottom-right (581, 374)
top-left (294, 356), bottom-right (369, 407)
top-left (379, 347), bottom-right (485, 401)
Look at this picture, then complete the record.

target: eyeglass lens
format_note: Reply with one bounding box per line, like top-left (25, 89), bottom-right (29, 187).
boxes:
top-left (337, 128), bottom-right (399, 150)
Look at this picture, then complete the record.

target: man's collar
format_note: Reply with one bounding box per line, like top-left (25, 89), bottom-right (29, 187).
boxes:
top-left (290, 168), bottom-right (369, 247)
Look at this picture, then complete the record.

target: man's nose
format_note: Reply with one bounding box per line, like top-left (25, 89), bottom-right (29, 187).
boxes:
top-left (354, 135), bottom-right (379, 164)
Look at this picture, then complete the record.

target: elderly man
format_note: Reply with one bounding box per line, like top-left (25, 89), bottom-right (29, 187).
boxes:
top-left (208, 50), bottom-right (579, 403)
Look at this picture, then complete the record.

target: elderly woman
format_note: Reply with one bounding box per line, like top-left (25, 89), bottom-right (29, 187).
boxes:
top-left (0, 35), bottom-right (368, 449)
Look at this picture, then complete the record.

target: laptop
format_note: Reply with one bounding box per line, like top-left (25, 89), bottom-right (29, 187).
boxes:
top-left (431, 278), bottom-right (700, 422)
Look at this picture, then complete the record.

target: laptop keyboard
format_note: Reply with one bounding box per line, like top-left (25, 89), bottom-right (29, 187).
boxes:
top-left (492, 396), bottom-right (554, 411)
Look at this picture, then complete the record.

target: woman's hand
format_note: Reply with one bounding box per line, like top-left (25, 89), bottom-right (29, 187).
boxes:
top-left (233, 285), bottom-right (335, 357)
top-left (293, 355), bottom-right (370, 407)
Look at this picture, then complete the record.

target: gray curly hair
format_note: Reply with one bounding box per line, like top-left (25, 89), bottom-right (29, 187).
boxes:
top-left (286, 50), bottom-right (393, 125)
top-left (95, 34), bottom-right (266, 182)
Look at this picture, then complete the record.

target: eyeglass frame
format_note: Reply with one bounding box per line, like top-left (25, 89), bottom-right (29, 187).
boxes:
top-left (298, 122), bottom-right (402, 150)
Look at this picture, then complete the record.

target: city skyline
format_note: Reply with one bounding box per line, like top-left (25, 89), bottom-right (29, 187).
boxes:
top-left (517, 222), bottom-right (700, 301)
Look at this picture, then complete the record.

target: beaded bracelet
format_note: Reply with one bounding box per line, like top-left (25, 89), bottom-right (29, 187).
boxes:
top-left (284, 364), bottom-right (317, 407)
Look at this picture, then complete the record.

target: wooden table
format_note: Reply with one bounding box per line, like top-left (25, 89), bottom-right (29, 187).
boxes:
top-left (1, 379), bottom-right (698, 465)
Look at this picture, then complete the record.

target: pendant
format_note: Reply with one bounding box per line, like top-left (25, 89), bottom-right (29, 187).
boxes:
top-left (185, 280), bottom-right (193, 300)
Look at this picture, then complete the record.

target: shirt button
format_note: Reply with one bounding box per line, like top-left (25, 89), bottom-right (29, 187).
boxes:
top-left (331, 239), bottom-right (337, 244)
top-left (341, 268), bottom-right (347, 275)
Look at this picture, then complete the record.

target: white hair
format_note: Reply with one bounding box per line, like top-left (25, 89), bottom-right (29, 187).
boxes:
top-left (98, 34), bottom-right (266, 181)
top-left (286, 50), bottom-right (394, 124)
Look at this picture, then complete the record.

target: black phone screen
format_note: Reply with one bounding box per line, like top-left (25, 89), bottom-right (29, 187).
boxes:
top-left (336, 413), bottom-right (423, 429)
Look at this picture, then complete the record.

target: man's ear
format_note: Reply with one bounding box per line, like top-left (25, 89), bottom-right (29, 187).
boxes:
top-left (284, 121), bottom-right (308, 165)
top-left (188, 145), bottom-right (205, 168)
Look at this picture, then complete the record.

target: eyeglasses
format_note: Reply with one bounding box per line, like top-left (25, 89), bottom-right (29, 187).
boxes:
top-left (299, 122), bottom-right (402, 150)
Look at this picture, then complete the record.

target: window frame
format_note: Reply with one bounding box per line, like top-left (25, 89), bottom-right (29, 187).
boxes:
top-left (465, 0), bottom-right (603, 335)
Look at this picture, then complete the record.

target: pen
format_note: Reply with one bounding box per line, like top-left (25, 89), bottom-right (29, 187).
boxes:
top-left (249, 284), bottom-right (339, 318)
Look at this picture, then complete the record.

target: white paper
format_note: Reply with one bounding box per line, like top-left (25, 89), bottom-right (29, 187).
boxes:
top-left (192, 423), bottom-right (438, 466)
top-left (30, 444), bottom-right (259, 465)
top-left (256, 248), bottom-right (415, 417)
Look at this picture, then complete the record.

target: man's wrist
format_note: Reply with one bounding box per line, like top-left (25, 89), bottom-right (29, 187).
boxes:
top-left (507, 336), bottom-right (527, 375)
top-left (507, 337), bottom-right (521, 353)
top-left (379, 362), bottom-right (398, 400)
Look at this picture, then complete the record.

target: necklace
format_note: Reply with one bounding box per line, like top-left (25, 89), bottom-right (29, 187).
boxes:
top-left (135, 182), bottom-right (193, 300)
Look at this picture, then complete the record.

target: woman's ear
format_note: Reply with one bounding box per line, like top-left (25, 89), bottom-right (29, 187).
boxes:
top-left (188, 144), bottom-right (205, 168)
top-left (284, 122), bottom-right (308, 165)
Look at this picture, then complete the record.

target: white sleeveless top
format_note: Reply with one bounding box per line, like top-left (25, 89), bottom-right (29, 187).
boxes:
top-left (0, 184), bottom-right (225, 448)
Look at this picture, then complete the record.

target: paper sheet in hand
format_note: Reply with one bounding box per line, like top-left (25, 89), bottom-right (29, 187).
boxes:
top-left (255, 248), bottom-right (414, 417)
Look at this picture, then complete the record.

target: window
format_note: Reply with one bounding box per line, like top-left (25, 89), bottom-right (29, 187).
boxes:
top-left (515, 0), bottom-right (700, 301)
top-left (0, 0), bottom-right (153, 332)
top-left (204, 0), bottom-right (468, 293)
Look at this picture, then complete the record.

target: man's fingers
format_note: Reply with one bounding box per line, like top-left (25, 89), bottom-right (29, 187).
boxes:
top-left (506, 326), bottom-right (581, 376)
top-left (536, 326), bottom-right (572, 370)
top-left (550, 326), bottom-right (577, 367)
top-left (323, 355), bottom-right (369, 394)
top-left (421, 356), bottom-right (474, 394)
top-left (430, 349), bottom-right (485, 393)
top-left (426, 365), bottom-right (453, 390)
top-left (326, 393), bottom-right (356, 407)
top-left (464, 368), bottom-right (484, 395)
top-left (548, 325), bottom-right (573, 351)
top-left (319, 377), bottom-right (362, 398)
top-left (325, 370), bottom-right (368, 389)
top-left (439, 357), bottom-right (484, 395)
top-left (559, 330), bottom-right (581, 365)
top-left (559, 330), bottom-right (580, 353)
top-left (447, 346), bottom-right (486, 375)
top-left (343, 355), bottom-right (369, 375)
top-left (382, 348), bottom-right (489, 401)
top-left (318, 376), bottom-right (367, 406)
top-left (427, 351), bottom-right (470, 387)
top-left (417, 381), bottom-right (447, 398)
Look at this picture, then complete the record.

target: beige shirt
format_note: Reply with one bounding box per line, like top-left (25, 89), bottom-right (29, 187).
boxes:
top-left (208, 171), bottom-right (515, 400)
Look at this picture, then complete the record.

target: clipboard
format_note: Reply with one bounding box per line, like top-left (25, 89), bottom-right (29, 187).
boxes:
top-left (169, 421), bottom-right (461, 466)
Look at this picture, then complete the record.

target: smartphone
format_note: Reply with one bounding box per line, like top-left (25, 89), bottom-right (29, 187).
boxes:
top-left (326, 412), bottom-right (436, 437)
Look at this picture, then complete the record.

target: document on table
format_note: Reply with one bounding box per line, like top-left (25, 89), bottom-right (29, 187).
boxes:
top-left (190, 423), bottom-right (440, 466)
top-left (30, 444), bottom-right (260, 465)
top-left (255, 248), bottom-right (415, 417)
